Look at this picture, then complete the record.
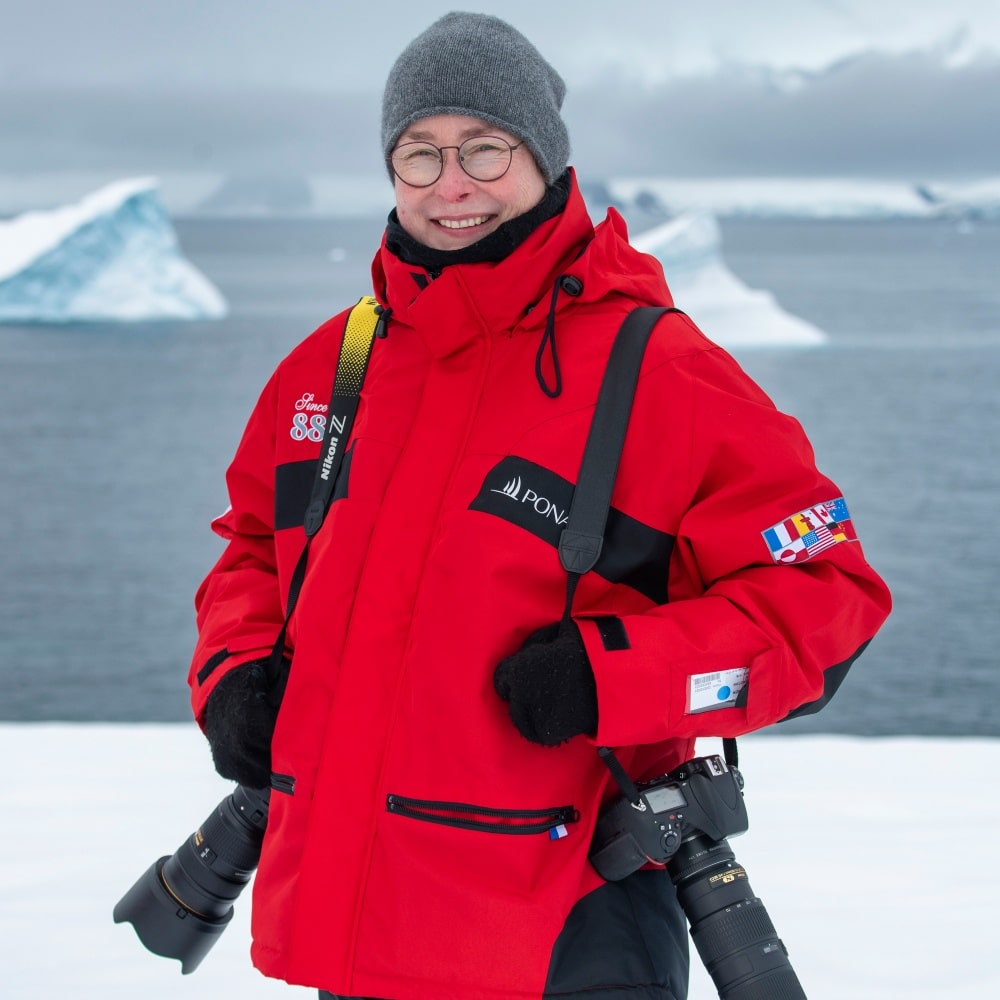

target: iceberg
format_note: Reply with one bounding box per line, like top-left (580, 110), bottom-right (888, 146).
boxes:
top-left (0, 178), bottom-right (227, 322)
top-left (610, 177), bottom-right (939, 220)
top-left (608, 176), bottom-right (1000, 220)
top-left (197, 173), bottom-right (314, 215)
top-left (916, 177), bottom-right (1000, 218)
top-left (632, 212), bottom-right (827, 348)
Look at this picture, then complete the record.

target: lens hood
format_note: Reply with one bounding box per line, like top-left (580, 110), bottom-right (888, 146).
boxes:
top-left (113, 856), bottom-right (233, 974)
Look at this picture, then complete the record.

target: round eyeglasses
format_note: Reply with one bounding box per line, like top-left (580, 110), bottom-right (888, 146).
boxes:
top-left (390, 135), bottom-right (524, 188)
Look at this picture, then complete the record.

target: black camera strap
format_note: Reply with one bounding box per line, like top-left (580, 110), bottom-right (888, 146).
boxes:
top-left (555, 305), bottom-right (741, 779)
top-left (265, 296), bottom-right (385, 686)
top-left (558, 306), bottom-right (673, 599)
top-left (557, 305), bottom-right (671, 796)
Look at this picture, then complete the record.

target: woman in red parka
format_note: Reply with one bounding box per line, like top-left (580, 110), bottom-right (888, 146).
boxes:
top-left (188, 12), bottom-right (891, 1000)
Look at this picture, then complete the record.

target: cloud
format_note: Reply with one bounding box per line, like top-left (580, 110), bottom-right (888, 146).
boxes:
top-left (4, 0), bottom-right (1000, 92)
top-left (566, 50), bottom-right (1000, 177)
top-left (2, 4), bottom-right (998, 180)
top-left (0, 90), bottom-right (382, 173)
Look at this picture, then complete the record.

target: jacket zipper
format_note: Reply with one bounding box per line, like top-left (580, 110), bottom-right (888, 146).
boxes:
top-left (386, 794), bottom-right (578, 835)
top-left (271, 772), bottom-right (296, 795)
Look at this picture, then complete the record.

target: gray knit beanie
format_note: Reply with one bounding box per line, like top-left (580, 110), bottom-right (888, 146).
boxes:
top-left (381, 11), bottom-right (570, 185)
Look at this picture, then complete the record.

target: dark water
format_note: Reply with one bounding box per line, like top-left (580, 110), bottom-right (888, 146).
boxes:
top-left (1, 216), bottom-right (997, 735)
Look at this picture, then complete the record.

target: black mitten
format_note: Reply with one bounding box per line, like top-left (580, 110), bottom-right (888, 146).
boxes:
top-left (493, 621), bottom-right (598, 746)
top-left (203, 660), bottom-right (283, 789)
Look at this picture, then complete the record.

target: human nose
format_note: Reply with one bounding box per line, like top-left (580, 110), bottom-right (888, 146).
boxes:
top-left (434, 146), bottom-right (474, 197)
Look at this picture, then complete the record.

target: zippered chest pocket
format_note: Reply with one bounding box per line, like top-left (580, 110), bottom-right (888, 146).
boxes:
top-left (386, 794), bottom-right (579, 836)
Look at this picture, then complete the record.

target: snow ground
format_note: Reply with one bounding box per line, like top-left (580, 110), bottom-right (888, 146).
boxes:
top-left (1, 725), bottom-right (994, 999)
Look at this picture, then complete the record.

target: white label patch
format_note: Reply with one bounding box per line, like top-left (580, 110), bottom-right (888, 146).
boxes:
top-left (687, 668), bottom-right (749, 714)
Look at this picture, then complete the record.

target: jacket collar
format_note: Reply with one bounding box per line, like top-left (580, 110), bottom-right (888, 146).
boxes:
top-left (370, 170), bottom-right (673, 359)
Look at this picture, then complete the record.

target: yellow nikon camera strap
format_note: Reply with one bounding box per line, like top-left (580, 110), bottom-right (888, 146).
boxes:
top-left (266, 295), bottom-right (384, 685)
top-left (303, 295), bottom-right (383, 536)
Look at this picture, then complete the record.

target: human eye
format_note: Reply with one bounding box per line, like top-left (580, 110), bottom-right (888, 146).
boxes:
top-left (464, 137), bottom-right (507, 156)
top-left (396, 143), bottom-right (439, 163)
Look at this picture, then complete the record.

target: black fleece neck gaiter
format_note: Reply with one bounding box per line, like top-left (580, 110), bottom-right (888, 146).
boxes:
top-left (385, 170), bottom-right (571, 274)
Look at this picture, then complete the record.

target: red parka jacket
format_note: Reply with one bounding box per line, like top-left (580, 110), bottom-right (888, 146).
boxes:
top-left (189, 173), bottom-right (891, 1000)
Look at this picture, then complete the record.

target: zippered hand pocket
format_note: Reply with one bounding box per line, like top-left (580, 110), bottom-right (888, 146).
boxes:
top-left (386, 794), bottom-right (578, 837)
top-left (271, 772), bottom-right (296, 795)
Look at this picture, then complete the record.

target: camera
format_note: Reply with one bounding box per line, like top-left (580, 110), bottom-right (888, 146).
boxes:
top-left (113, 784), bottom-right (269, 973)
top-left (590, 754), bottom-right (806, 1000)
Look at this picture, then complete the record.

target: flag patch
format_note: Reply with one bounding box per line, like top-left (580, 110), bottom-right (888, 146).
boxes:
top-left (762, 497), bottom-right (858, 564)
top-left (549, 824), bottom-right (570, 840)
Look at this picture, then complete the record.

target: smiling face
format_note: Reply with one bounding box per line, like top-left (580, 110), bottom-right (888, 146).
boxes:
top-left (392, 114), bottom-right (547, 251)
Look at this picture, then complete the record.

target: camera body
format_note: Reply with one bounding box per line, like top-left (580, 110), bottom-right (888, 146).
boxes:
top-left (590, 754), bottom-right (748, 882)
top-left (590, 753), bottom-right (805, 1000)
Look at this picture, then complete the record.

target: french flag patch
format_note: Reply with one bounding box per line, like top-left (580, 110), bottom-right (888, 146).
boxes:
top-left (549, 824), bottom-right (570, 840)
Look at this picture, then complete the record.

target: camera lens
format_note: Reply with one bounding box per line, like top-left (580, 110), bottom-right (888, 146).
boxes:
top-left (159, 784), bottom-right (269, 919)
top-left (668, 835), bottom-right (805, 1000)
top-left (113, 785), bottom-right (269, 973)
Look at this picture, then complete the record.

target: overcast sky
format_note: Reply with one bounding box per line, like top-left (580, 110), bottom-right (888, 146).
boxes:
top-left (3, 0), bottom-right (999, 178)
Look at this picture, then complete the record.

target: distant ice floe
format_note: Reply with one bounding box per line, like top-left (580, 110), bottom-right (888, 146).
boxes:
top-left (606, 176), bottom-right (1000, 220)
top-left (632, 212), bottom-right (827, 348)
top-left (0, 178), bottom-right (227, 323)
top-left (3, 172), bottom-right (1000, 221)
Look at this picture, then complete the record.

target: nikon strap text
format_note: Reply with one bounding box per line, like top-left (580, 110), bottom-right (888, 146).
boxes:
top-left (266, 295), bottom-right (383, 683)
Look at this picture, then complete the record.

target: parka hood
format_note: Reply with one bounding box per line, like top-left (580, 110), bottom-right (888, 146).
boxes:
top-left (371, 169), bottom-right (674, 358)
